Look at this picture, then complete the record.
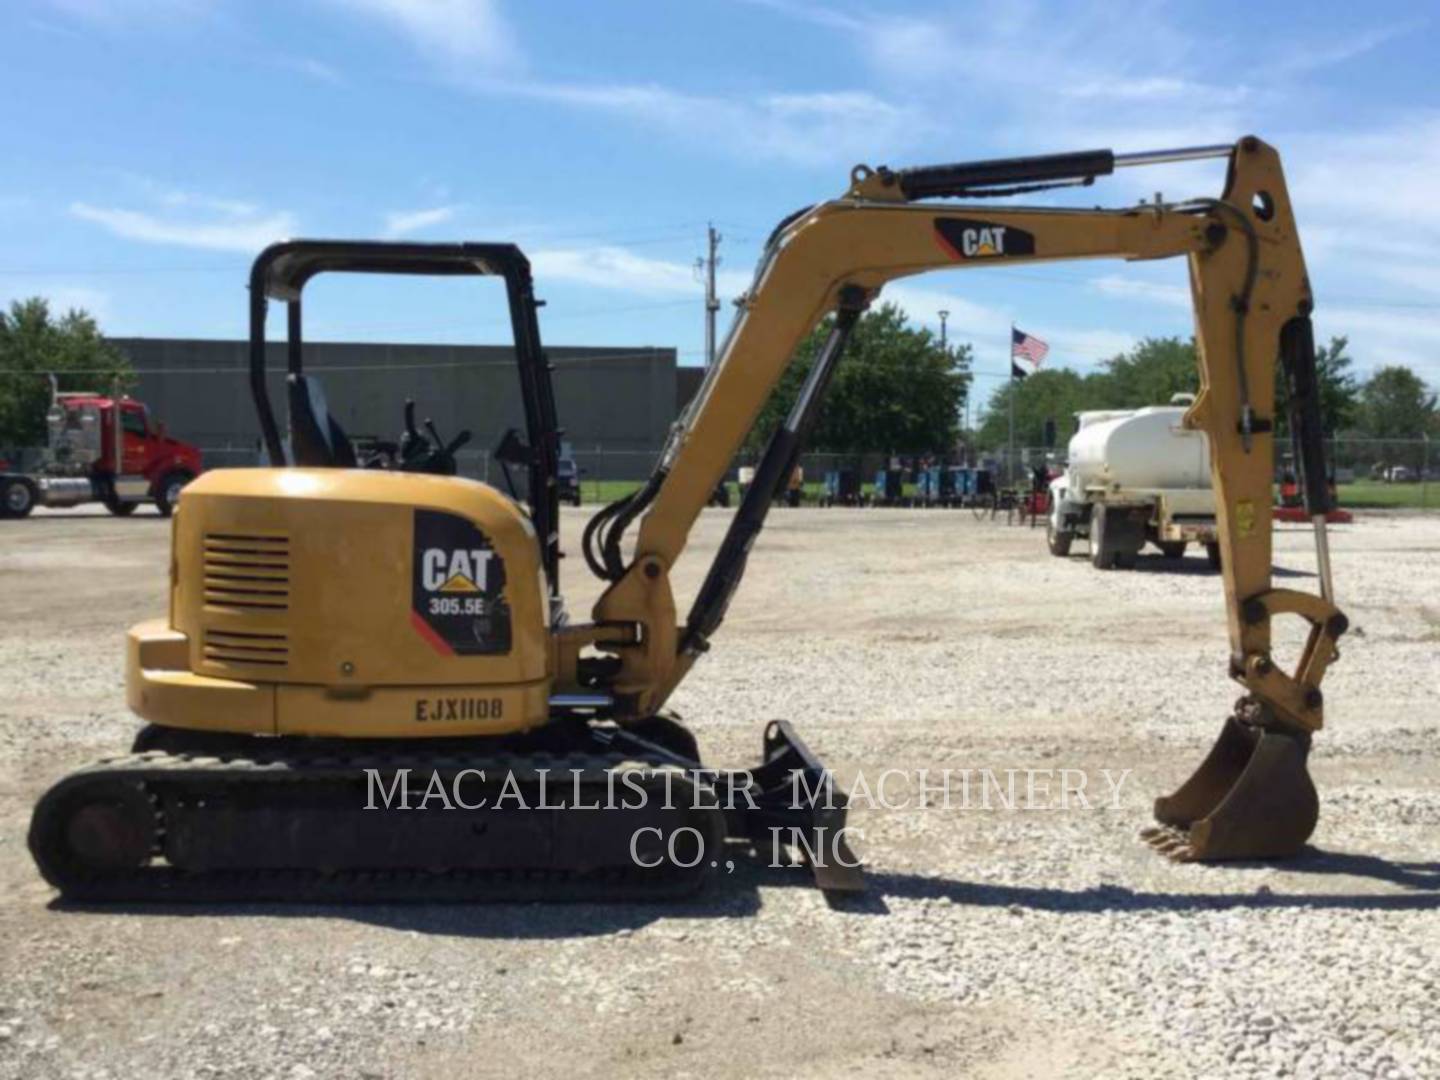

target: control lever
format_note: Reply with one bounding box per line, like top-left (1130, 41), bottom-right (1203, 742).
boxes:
top-left (415, 417), bottom-right (470, 476)
top-left (399, 400), bottom-right (427, 464)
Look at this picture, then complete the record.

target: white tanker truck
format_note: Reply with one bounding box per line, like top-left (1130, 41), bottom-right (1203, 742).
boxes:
top-left (1046, 395), bottom-right (1220, 570)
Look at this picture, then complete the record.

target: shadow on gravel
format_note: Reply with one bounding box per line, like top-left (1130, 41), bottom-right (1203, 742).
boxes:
top-left (48, 863), bottom-right (771, 937)
top-left (46, 849), bottom-right (1438, 931)
top-left (1125, 559), bottom-right (1314, 579)
top-left (1273, 849), bottom-right (1440, 891)
top-left (50, 884), bottom-right (765, 937)
top-left (813, 853), bottom-right (1440, 917)
top-left (727, 846), bottom-right (1440, 916)
top-left (1055, 553), bottom-right (1313, 578)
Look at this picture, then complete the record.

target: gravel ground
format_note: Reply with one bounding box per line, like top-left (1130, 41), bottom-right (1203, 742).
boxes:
top-left (1, 504), bottom-right (1436, 1078)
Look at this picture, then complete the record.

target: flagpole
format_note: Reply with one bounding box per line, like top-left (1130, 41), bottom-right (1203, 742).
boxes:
top-left (1008, 322), bottom-right (1016, 488)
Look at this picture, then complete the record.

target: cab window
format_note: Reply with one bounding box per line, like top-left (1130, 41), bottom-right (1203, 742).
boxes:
top-left (121, 409), bottom-right (148, 437)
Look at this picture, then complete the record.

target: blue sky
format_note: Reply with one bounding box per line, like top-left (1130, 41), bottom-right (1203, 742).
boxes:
top-left (3, 0), bottom-right (1439, 414)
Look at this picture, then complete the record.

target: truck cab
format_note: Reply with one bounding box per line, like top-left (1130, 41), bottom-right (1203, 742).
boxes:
top-left (1, 389), bottom-right (203, 518)
top-left (108, 398), bottom-right (202, 501)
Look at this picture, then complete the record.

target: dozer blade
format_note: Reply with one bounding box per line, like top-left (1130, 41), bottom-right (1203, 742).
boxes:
top-left (734, 721), bottom-right (865, 893)
top-left (1142, 712), bottom-right (1318, 862)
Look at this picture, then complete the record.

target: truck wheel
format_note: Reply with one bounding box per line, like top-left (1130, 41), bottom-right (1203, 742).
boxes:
top-left (99, 480), bottom-right (137, 517)
top-left (1158, 541), bottom-right (1187, 559)
top-left (1206, 542), bottom-right (1222, 570)
top-left (1047, 515), bottom-right (1073, 557)
top-left (2, 477), bottom-right (36, 518)
top-left (154, 471), bottom-right (193, 518)
top-left (1091, 505), bottom-right (1116, 569)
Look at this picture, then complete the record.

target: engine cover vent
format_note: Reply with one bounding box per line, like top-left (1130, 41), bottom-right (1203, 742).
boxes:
top-left (203, 628), bottom-right (290, 667)
top-left (202, 532), bottom-right (290, 612)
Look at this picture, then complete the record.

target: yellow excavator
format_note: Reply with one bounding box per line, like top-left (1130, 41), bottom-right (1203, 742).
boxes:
top-left (30, 136), bottom-right (1346, 901)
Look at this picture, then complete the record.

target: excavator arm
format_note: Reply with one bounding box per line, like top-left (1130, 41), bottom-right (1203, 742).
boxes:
top-left (574, 136), bottom-right (1346, 862)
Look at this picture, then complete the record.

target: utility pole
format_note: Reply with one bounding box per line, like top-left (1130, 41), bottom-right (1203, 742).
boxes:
top-left (702, 223), bottom-right (721, 368)
top-left (941, 309), bottom-right (964, 458)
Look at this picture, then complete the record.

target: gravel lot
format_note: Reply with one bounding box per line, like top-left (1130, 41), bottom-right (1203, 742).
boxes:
top-left (1, 505), bottom-right (1436, 1078)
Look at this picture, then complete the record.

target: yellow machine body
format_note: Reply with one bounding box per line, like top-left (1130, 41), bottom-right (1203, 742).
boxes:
top-left (128, 467), bottom-right (551, 738)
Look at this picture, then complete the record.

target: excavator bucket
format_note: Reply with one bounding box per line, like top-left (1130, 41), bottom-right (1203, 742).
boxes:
top-left (1142, 712), bottom-right (1318, 862)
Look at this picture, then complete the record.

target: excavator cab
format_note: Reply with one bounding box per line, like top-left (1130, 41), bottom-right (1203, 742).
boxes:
top-left (247, 241), bottom-right (559, 539)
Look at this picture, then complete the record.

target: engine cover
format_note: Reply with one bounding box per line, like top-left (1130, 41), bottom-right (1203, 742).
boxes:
top-left (132, 468), bottom-right (551, 737)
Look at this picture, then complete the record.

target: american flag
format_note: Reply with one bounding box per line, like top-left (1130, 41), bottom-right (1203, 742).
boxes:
top-left (1012, 326), bottom-right (1050, 369)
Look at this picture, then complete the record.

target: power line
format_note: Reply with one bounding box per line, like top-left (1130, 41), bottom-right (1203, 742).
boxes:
top-left (293, 297), bottom-right (699, 337)
top-left (0, 266), bottom-right (239, 276)
top-left (0, 224), bottom-right (712, 278)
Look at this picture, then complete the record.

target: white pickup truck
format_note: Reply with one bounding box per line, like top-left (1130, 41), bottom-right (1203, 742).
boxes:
top-left (1046, 397), bottom-right (1220, 570)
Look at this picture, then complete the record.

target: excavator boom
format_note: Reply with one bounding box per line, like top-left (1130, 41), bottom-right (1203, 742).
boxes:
top-left (583, 135), bottom-right (1346, 862)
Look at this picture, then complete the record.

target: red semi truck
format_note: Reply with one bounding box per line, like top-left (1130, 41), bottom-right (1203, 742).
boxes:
top-left (0, 383), bottom-right (202, 518)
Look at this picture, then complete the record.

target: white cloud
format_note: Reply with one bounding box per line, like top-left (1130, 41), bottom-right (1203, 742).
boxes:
top-left (525, 244), bottom-right (758, 299)
top-left (325, 0), bottom-right (521, 69)
top-left (1316, 305), bottom-right (1440, 386)
top-left (1288, 117), bottom-right (1440, 236)
top-left (879, 282), bottom-right (1136, 376)
top-left (880, 284), bottom-right (1008, 338)
top-left (501, 81), bottom-right (921, 166)
top-left (1089, 274), bottom-right (1190, 309)
top-left (865, 18), bottom-right (954, 81)
top-left (1042, 327), bottom-right (1139, 367)
top-left (533, 247), bottom-right (699, 296)
top-left (1063, 77), bottom-right (1250, 107)
top-left (383, 205), bottom-right (457, 237)
top-left (324, 0), bottom-right (917, 164)
top-left (736, 0), bottom-right (864, 33)
top-left (274, 56), bottom-right (344, 85)
top-left (70, 201), bottom-right (296, 253)
top-left (1276, 20), bottom-right (1423, 75)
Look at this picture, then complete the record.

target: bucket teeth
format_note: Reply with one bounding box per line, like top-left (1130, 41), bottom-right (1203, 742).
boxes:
top-left (1145, 709), bottom-right (1318, 862)
top-left (1138, 826), bottom-right (1198, 862)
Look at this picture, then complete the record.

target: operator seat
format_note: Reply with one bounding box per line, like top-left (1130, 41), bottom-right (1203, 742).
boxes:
top-left (287, 374), bottom-right (357, 468)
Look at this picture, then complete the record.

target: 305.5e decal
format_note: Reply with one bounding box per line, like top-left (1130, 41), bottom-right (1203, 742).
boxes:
top-left (410, 509), bottom-right (512, 656)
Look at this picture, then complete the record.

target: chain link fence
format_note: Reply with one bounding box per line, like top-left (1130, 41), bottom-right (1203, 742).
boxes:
top-left (7, 437), bottom-right (1433, 510)
top-left (561, 440), bottom-right (1437, 511)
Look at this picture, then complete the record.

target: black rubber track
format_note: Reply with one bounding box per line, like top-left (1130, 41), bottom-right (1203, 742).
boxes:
top-left (29, 743), bottom-right (728, 903)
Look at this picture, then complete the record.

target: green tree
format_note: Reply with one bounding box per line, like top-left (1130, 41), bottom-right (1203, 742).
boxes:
top-left (977, 368), bottom-right (1091, 449)
top-left (1357, 365), bottom-right (1437, 439)
top-left (751, 303), bottom-right (972, 455)
top-left (976, 337), bottom-right (1197, 450)
top-left (1087, 336), bottom-right (1198, 409)
top-left (0, 298), bottom-right (132, 447)
top-left (1312, 336), bottom-right (1362, 435)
